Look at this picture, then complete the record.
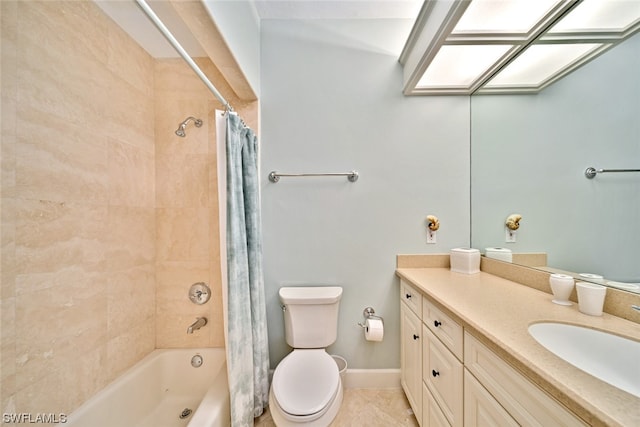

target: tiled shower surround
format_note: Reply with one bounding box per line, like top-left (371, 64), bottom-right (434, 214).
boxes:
top-left (1, 1), bottom-right (257, 420)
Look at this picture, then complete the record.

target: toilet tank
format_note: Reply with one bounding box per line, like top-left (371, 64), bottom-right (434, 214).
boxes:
top-left (279, 286), bottom-right (343, 349)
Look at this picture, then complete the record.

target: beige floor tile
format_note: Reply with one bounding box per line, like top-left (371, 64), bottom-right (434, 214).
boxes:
top-left (254, 388), bottom-right (419, 427)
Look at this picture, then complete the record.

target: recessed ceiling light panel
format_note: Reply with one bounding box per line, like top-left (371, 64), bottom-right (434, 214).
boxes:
top-left (417, 44), bottom-right (513, 87)
top-left (452, 0), bottom-right (561, 34)
top-left (484, 43), bottom-right (604, 87)
top-left (548, 0), bottom-right (640, 34)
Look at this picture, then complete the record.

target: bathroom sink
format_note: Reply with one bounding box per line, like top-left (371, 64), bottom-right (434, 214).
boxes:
top-left (528, 322), bottom-right (640, 398)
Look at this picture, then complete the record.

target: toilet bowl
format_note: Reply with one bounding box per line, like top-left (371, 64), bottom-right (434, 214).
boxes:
top-left (269, 349), bottom-right (343, 426)
top-left (269, 286), bottom-right (344, 426)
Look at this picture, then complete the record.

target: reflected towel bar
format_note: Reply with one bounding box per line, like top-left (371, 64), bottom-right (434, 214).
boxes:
top-left (268, 171), bottom-right (358, 183)
top-left (585, 167), bottom-right (640, 179)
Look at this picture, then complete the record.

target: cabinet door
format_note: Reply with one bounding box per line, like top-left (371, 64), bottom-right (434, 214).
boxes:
top-left (423, 383), bottom-right (451, 427)
top-left (464, 370), bottom-right (518, 427)
top-left (464, 332), bottom-right (588, 427)
top-left (401, 302), bottom-right (423, 424)
top-left (423, 325), bottom-right (463, 427)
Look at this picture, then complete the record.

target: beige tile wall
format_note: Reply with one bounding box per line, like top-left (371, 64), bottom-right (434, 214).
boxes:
top-left (1, 0), bottom-right (156, 418)
top-left (1, 0), bottom-right (258, 420)
top-left (154, 58), bottom-right (257, 348)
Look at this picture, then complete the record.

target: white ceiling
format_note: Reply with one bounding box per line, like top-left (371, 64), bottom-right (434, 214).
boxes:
top-left (94, 0), bottom-right (422, 58)
top-left (253, 0), bottom-right (423, 19)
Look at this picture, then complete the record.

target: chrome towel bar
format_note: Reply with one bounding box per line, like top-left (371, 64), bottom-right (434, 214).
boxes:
top-left (268, 171), bottom-right (358, 183)
top-left (585, 167), bottom-right (640, 179)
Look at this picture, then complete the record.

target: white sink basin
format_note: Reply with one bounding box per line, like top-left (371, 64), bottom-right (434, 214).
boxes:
top-left (528, 322), bottom-right (640, 398)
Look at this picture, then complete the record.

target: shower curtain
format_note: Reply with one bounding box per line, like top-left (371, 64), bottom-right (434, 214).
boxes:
top-left (217, 111), bottom-right (270, 426)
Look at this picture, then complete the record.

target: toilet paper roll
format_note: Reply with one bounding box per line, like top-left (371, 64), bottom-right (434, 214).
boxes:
top-left (364, 318), bottom-right (384, 342)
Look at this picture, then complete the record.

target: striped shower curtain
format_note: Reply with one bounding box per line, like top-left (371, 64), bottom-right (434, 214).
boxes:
top-left (219, 111), bottom-right (270, 426)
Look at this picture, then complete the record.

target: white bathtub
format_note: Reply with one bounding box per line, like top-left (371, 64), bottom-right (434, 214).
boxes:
top-left (62, 348), bottom-right (230, 427)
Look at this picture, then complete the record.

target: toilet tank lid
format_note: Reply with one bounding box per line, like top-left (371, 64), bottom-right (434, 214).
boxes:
top-left (279, 287), bottom-right (343, 304)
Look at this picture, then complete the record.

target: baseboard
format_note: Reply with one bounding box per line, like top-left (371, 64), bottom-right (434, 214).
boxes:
top-left (343, 369), bottom-right (401, 389)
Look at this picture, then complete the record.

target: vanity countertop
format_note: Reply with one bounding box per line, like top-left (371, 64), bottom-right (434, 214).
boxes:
top-left (396, 267), bottom-right (640, 427)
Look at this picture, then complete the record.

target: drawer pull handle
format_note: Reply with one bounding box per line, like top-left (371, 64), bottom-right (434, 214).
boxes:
top-left (434, 320), bottom-right (442, 327)
top-left (413, 334), bottom-right (420, 340)
top-left (432, 369), bottom-right (440, 377)
top-left (405, 293), bottom-right (412, 299)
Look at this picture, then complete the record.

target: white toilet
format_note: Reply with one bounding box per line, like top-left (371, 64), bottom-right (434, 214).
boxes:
top-left (269, 286), bottom-right (343, 427)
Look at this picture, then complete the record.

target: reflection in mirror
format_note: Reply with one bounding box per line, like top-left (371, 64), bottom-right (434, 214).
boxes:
top-left (471, 32), bottom-right (640, 294)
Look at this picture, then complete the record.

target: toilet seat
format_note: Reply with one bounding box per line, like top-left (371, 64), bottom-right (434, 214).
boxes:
top-left (272, 349), bottom-right (340, 421)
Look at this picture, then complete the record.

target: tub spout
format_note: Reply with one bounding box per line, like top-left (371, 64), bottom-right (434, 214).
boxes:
top-left (187, 317), bottom-right (207, 334)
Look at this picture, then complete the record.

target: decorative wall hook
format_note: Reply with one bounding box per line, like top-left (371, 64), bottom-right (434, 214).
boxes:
top-left (426, 215), bottom-right (440, 231)
top-left (425, 215), bottom-right (439, 244)
top-left (505, 214), bottom-right (522, 231)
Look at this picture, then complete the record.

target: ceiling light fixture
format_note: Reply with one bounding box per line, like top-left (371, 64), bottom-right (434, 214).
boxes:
top-left (400, 0), bottom-right (640, 95)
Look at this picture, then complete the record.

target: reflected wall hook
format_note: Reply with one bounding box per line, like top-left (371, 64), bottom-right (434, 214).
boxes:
top-left (505, 213), bottom-right (522, 243)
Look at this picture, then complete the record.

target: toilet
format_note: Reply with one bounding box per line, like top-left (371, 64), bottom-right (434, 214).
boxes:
top-left (269, 286), bottom-right (343, 427)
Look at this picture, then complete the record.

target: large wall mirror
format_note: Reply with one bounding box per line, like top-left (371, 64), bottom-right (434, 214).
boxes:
top-left (471, 32), bottom-right (640, 294)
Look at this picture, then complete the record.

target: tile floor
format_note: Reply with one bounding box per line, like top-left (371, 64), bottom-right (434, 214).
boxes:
top-left (255, 388), bottom-right (420, 427)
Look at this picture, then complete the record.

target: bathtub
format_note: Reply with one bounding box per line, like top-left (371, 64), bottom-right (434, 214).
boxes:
top-left (62, 348), bottom-right (230, 427)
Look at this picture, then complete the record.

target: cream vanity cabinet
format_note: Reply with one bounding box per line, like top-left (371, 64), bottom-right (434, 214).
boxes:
top-left (464, 332), bottom-right (587, 427)
top-left (422, 296), bottom-right (463, 427)
top-left (400, 279), bottom-right (423, 421)
top-left (399, 279), bottom-right (587, 427)
top-left (400, 279), bottom-right (464, 427)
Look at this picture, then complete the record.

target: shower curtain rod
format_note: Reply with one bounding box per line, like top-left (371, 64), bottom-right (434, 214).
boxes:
top-left (135, 0), bottom-right (232, 111)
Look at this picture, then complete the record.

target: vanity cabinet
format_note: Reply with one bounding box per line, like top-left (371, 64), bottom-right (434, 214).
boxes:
top-left (423, 383), bottom-right (450, 427)
top-left (422, 301), bottom-right (463, 427)
top-left (399, 278), bottom-right (588, 427)
top-left (400, 280), bottom-right (423, 423)
top-left (464, 333), bottom-right (588, 427)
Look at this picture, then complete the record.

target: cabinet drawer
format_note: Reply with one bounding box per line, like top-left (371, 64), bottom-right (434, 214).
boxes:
top-left (464, 332), bottom-right (587, 427)
top-left (423, 383), bottom-right (451, 427)
top-left (423, 325), bottom-right (463, 427)
top-left (423, 297), bottom-right (463, 360)
top-left (400, 279), bottom-right (422, 317)
top-left (464, 370), bottom-right (518, 427)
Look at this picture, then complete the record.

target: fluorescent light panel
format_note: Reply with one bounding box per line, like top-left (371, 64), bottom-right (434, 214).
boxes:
top-left (548, 0), bottom-right (640, 33)
top-left (453, 0), bottom-right (559, 34)
top-left (417, 44), bottom-right (512, 87)
top-left (412, 0), bottom-right (640, 93)
top-left (484, 43), bottom-right (604, 87)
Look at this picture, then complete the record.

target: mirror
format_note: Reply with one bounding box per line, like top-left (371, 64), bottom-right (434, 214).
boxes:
top-left (471, 31), bottom-right (640, 294)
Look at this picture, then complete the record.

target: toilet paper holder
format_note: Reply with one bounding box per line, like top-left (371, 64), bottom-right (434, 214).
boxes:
top-left (357, 307), bottom-right (384, 328)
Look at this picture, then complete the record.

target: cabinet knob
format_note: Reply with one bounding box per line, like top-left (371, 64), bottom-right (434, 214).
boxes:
top-left (413, 334), bottom-right (420, 340)
top-left (434, 320), bottom-right (442, 327)
top-left (432, 369), bottom-right (440, 377)
top-left (405, 293), bottom-right (412, 299)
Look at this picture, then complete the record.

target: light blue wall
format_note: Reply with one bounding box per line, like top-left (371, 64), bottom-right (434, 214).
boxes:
top-left (472, 33), bottom-right (640, 282)
top-left (260, 20), bottom-right (471, 369)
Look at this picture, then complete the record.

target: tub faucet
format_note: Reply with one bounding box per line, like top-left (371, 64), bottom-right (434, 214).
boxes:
top-left (187, 317), bottom-right (207, 334)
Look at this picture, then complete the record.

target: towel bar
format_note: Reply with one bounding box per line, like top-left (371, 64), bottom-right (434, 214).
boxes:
top-left (268, 171), bottom-right (358, 183)
top-left (585, 167), bottom-right (640, 179)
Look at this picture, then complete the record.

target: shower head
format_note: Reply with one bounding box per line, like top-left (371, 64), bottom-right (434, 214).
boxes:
top-left (175, 116), bottom-right (203, 137)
